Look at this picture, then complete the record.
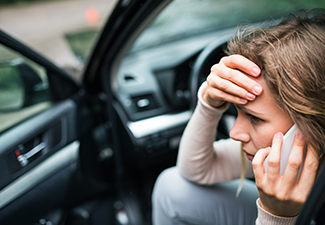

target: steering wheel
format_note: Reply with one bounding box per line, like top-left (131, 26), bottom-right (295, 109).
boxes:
top-left (189, 37), bottom-right (237, 139)
top-left (189, 38), bottom-right (229, 109)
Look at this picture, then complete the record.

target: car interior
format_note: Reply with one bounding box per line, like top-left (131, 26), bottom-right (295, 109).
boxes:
top-left (1, 0), bottom-right (325, 225)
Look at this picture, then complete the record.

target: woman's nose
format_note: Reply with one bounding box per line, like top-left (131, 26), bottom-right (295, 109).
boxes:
top-left (229, 119), bottom-right (250, 143)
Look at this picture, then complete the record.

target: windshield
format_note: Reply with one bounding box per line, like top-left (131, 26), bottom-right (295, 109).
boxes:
top-left (0, 0), bottom-right (118, 82)
top-left (131, 0), bottom-right (325, 52)
top-left (1, 0), bottom-right (324, 81)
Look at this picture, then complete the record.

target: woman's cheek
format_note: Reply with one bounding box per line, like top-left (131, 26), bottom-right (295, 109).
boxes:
top-left (251, 132), bottom-right (273, 153)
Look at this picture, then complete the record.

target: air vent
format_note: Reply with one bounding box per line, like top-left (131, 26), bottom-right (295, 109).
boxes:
top-left (121, 71), bottom-right (145, 86)
top-left (124, 74), bottom-right (136, 82)
top-left (131, 94), bottom-right (159, 112)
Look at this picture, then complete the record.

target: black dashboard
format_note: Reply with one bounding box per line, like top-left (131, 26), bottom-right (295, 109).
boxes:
top-left (112, 28), bottom-right (235, 164)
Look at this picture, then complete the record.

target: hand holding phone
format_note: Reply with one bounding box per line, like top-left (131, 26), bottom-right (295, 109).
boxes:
top-left (263, 124), bottom-right (307, 179)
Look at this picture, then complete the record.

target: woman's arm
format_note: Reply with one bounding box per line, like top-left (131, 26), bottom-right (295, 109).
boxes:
top-left (177, 82), bottom-right (254, 184)
top-left (177, 55), bottom-right (262, 184)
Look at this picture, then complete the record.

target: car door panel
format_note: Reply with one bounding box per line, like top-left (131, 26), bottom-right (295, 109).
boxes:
top-left (0, 99), bottom-right (79, 224)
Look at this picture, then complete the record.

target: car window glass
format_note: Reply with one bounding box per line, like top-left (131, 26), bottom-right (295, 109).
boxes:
top-left (131, 0), bottom-right (325, 52)
top-left (0, 0), bottom-right (118, 82)
top-left (0, 43), bottom-right (52, 133)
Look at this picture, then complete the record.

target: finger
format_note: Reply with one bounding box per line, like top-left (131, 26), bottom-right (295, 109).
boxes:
top-left (207, 72), bottom-right (256, 101)
top-left (252, 147), bottom-right (271, 183)
top-left (283, 131), bottom-right (306, 186)
top-left (298, 143), bottom-right (318, 192)
top-left (220, 54), bottom-right (261, 77)
top-left (266, 132), bottom-right (283, 180)
top-left (213, 59), bottom-right (263, 96)
top-left (205, 86), bottom-right (248, 105)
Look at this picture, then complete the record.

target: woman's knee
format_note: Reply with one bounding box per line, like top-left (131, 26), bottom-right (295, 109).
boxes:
top-left (152, 167), bottom-right (186, 224)
top-left (152, 167), bottom-right (259, 225)
top-left (152, 166), bottom-right (211, 217)
top-left (152, 167), bottom-right (185, 204)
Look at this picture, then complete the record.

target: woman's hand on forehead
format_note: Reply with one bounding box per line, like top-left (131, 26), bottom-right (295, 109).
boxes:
top-left (203, 55), bottom-right (263, 108)
top-left (220, 54), bottom-right (261, 77)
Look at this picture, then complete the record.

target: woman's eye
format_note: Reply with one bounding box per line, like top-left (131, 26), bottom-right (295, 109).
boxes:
top-left (247, 113), bottom-right (261, 124)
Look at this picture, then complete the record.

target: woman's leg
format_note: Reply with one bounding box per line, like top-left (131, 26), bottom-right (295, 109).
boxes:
top-left (152, 167), bottom-right (258, 225)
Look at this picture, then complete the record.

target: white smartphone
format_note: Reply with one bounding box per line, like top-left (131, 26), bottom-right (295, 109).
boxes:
top-left (263, 124), bottom-right (307, 179)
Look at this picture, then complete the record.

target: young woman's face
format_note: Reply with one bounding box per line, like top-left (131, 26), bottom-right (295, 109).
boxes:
top-left (229, 77), bottom-right (294, 161)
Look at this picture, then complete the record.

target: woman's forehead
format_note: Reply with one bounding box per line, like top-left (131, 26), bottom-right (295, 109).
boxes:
top-left (245, 77), bottom-right (278, 116)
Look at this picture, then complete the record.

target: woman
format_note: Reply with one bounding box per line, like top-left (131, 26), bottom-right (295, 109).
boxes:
top-left (152, 10), bottom-right (325, 225)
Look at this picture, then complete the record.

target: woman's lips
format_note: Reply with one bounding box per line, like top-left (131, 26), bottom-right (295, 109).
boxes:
top-left (242, 150), bottom-right (255, 161)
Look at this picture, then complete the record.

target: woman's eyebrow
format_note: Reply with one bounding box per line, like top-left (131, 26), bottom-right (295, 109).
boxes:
top-left (236, 105), bottom-right (264, 116)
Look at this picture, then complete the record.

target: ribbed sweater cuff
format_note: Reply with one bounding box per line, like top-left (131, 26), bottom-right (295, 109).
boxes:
top-left (255, 199), bottom-right (298, 225)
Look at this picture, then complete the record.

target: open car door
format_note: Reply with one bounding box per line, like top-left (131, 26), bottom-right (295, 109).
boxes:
top-left (0, 29), bottom-right (86, 224)
top-left (0, 1), bottom-right (165, 224)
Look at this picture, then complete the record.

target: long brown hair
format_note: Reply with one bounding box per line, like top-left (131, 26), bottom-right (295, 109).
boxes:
top-left (227, 9), bottom-right (325, 166)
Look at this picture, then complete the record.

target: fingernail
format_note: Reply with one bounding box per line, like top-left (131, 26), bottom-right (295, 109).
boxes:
top-left (275, 132), bottom-right (283, 138)
top-left (252, 67), bottom-right (260, 75)
top-left (246, 92), bottom-right (255, 100)
top-left (240, 98), bottom-right (247, 104)
top-left (253, 85), bottom-right (262, 95)
top-left (297, 132), bottom-right (304, 140)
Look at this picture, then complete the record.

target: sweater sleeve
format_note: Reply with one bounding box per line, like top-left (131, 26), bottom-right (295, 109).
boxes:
top-left (255, 199), bottom-right (298, 225)
top-left (177, 82), bottom-right (254, 184)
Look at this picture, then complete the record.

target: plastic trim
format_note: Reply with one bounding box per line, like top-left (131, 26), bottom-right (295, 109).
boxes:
top-left (0, 141), bottom-right (79, 209)
top-left (127, 110), bottom-right (192, 138)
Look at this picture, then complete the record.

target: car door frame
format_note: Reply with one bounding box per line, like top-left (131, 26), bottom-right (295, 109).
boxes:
top-left (0, 29), bottom-right (84, 224)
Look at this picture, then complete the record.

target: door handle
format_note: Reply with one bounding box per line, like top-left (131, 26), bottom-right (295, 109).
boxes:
top-left (16, 142), bottom-right (46, 167)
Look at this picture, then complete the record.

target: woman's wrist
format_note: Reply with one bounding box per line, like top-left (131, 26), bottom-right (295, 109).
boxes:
top-left (256, 199), bottom-right (298, 225)
top-left (201, 85), bottom-right (226, 108)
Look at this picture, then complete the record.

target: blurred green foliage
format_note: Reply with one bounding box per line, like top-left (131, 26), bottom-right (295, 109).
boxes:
top-left (65, 30), bottom-right (98, 61)
top-left (0, 66), bottom-right (21, 89)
